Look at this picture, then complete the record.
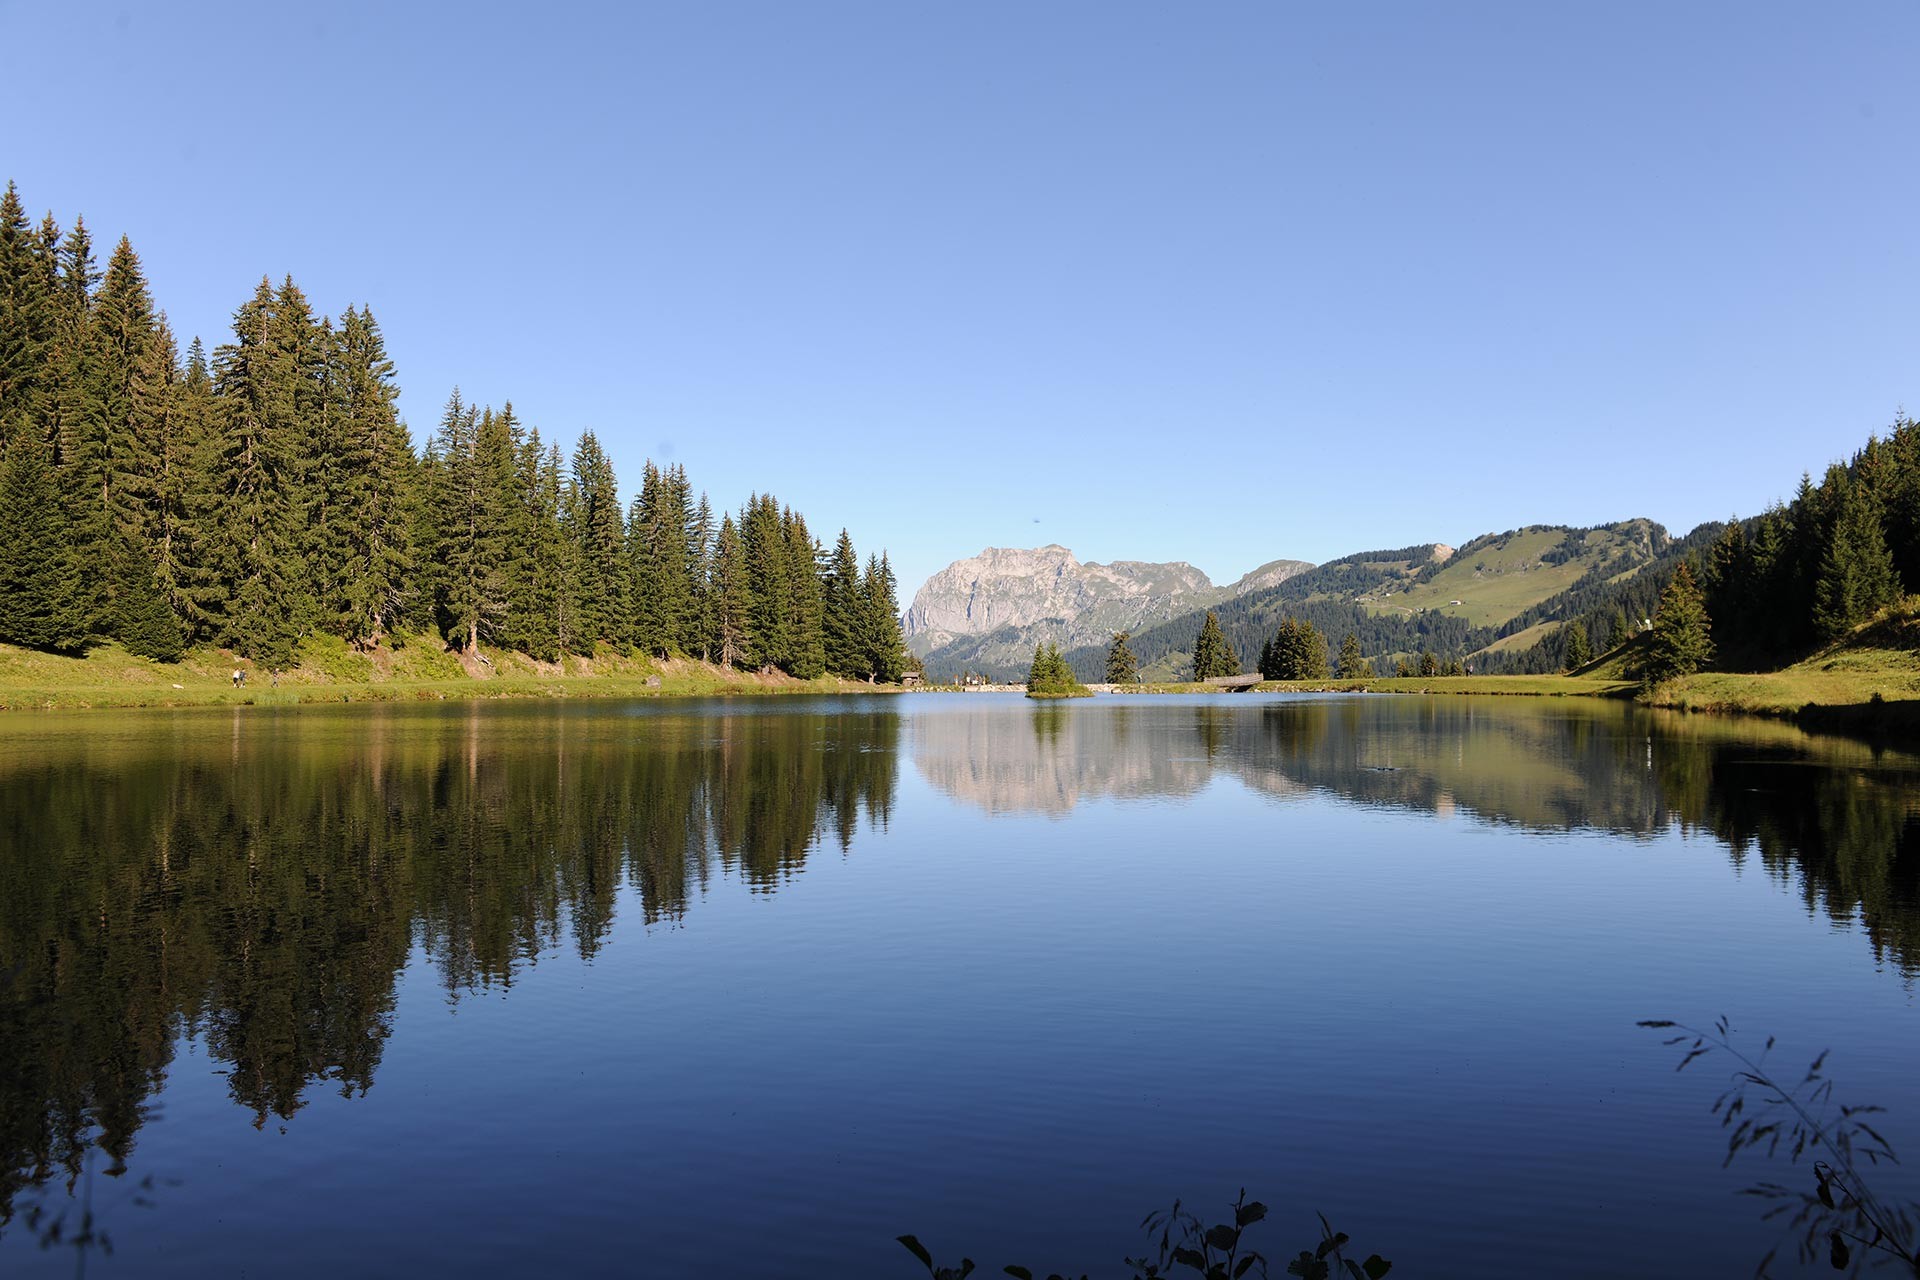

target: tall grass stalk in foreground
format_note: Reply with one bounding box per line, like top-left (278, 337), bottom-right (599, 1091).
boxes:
top-left (899, 1189), bottom-right (1389, 1279)
top-left (1642, 1017), bottom-right (1919, 1275)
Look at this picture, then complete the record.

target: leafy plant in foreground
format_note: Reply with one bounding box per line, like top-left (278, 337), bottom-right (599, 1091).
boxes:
top-left (1642, 1017), bottom-right (1919, 1275)
top-left (898, 1190), bottom-right (1389, 1280)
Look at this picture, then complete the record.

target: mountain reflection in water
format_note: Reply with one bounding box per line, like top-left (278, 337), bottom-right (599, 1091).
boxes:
top-left (2, 693), bottom-right (1917, 1259)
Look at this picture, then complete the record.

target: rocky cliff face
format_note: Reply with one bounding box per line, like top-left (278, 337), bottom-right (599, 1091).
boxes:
top-left (903, 545), bottom-right (1312, 669)
top-left (904, 546), bottom-right (1216, 653)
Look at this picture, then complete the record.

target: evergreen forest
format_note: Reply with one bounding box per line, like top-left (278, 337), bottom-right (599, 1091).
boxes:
top-left (0, 182), bottom-right (907, 679)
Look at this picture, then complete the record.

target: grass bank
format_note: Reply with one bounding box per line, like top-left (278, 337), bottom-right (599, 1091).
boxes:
top-left (0, 635), bottom-right (896, 711)
top-left (1642, 607), bottom-right (1920, 730)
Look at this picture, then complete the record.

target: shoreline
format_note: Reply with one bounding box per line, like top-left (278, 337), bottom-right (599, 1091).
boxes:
top-left (4, 642), bottom-right (1915, 736)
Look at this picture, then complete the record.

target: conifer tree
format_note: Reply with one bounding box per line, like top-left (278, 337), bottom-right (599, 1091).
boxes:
top-left (686, 492), bottom-right (715, 660)
top-left (1811, 472), bottom-right (1898, 641)
top-left (329, 308), bottom-right (414, 642)
top-left (569, 432), bottom-right (625, 651)
top-left (822, 528), bottom-right (862, 677)
top-left (423, 391), bottom-right (495, 651)
top-left (0, 420), bottom-right (83, 650)
top-left (541, 442), bottom-right (583, 658)
top-left (742, 493), bottom-right (791, 669)
top-left (711, 513), bottom-right (749, 667)
top-left (186, 278), bottom-right (306, 664)
top-left (1336, 631), bottom-right (1369, 679)
top-left (1606, 606), bottom-right (1632, 652)
top-left (0, 181), bottom-right (50, 426)
top-left (863, 552), bottom-right (907, 683)
top-left (783, 508), bottom-right (826, 679)
top-left (1641, 562), bottom-right (1714, 685)
top-left (1105, 631), bottom-right (1139, 684)
top-left (109, 536), bottom-right (183, 661)
top-left (1418, 650), bottom-right (1440, 678)
top-left (1191, 610), bottom-right (1239, 680)
top-left (1562, 620), bottom-right (1591, 671)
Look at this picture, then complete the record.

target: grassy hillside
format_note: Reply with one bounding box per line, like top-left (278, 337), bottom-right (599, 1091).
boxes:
top-left (1648, 601), bottom-right (1920, 717)
top-left (1362, 522), bottom-right (1665, 628)
top-left (0, 634), bottom-right (890, 710)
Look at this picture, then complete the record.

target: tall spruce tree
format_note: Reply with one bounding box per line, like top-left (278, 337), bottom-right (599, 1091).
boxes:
top-left (329, 307), bottom-right (414, 642)
top-left (783, 508), bottom-right (826, 679)
top-left (711, 513), bottom-right (749, 667)
top-left (859, 552), bottom-right (906, 683)
top-left (742, 493), bottom-right (790, 669)
top-left (569, 432), bottom-right (625, 651)
top-left (187, 278), bottom-right (306, 664)
top-left (1336, 631), bottom-right (1368, 679)
top-left (1105, 631), bottom-right (1139, 684)
top-left (1562, 620), bottom-right (1591, 671)
top-left (0, 420), bottom-right (83, 650)
top-left (1191, 610), bottom-right (1239, 680)
top-left (1641, 562), bottom-right (1714, 684)
top-left (1811, 471), bottom-right (1898, 641)
top-left (822, 529), bottom-right (863, 677)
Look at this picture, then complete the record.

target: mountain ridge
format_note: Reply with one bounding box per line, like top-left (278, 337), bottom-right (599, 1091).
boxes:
top-left (902, 544), bottom-right (1312, 664)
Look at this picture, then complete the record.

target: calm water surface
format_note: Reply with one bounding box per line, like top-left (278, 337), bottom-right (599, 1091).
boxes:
top-left (2, 694), bottom-right (1917, 1276)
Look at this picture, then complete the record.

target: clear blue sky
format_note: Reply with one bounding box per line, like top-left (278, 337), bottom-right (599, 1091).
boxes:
top-left (9, 1), bottom-right (1916, 598)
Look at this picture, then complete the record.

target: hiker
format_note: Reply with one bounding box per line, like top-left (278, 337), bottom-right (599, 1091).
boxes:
top-left (231, 668), bottom-right (242, 688)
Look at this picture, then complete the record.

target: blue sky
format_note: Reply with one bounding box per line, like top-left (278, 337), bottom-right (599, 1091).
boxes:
top-left (9, 1), bottom-right (1917, 598)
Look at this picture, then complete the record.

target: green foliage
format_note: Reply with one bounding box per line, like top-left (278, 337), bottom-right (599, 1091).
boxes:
top-left (1026, 642), bottom-right (1088, 698)
top-left (110, 538), bottom-right (183, 661)
top-left (0, 420), bottom-right (84, 650)
top-left (1335, 632), bottom-right (1369, 679)
top-left (1190, 611), bottom-right (1239, 680)
top-left (1561, 620), bottom-right (1590, 671)
top-left (1260, 617), bottom-right (1328, 680)
top-left (860, 553), bottom-right (908, 683)
top-left (0, 180), bottom-right (898, 675)
top-left (1642, 1017), bottom-right (1919, 1276)
top-left (1417, 650), bottom-right (1439, 678)
top-left (1640, 561), bottom-right (1713, 685)
top-left (1105, 631), bottom-right (1139, 684)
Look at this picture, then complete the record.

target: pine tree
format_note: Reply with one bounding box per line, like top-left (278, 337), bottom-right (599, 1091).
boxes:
top-left (187, 278), bottom-right (305, 665)
top-left (1026, 641), bottom-right (1086, 697)
top-left (741, 493), bottom-right (790, 669)
top-left (0, 182), bottom-right (56, 438)
top-left (783, 508), bottom-right (826, 678)
top-left (1562, 620), bottom-right (1591, 671)
top-left (1105, 631), bottom-right (1139, 684)
top-left (1191, 610), bottom-right (1239, 680)
top-left (109, 536), bottom-right (183, 661)
top-left (711, 513), bottom-right (749, 667)
top-left (686, 492), bottom-right (714, 660)
top-left (1418, 650), bottom-right (1440, 678)
top-left (1811, 471), bottom-right (1899, 642)
top-left (0, 420), bottom-right (83, 650)
top-left (1260, 617), bottom-right (1328, 680)
top-left (1336, 631), bottom-right (1368, 679)
top-left (1641, 562), bottom-right (1714, 685)
top-left (858, 553), bottom-right (906, 683)
top-left (569, 432), bottom-right (625, 651)
top-left (329, 307), bottom-right (414, 642)
top-left (1606, 606), bottom-right (1632, 653)
top-left (822, 528), bottom-right (863, 677)
top-left (423, 391), bottom-right (491, 650)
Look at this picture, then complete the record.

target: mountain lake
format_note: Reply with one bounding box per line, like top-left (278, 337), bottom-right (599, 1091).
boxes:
top-left (2, 693), bottom-right (1916, 1277)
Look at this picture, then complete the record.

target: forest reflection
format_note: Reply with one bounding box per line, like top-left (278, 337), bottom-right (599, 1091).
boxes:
top-left (4, 694), bottom-right (1918, 1233)
top-left (0, 701), bottom-right (898, 1225)
top-left (911, 696), bottom-right (1920, 973)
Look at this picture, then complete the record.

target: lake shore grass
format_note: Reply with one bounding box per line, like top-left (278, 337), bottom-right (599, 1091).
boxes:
top-left (0, 636), bottom-right (895, 711)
